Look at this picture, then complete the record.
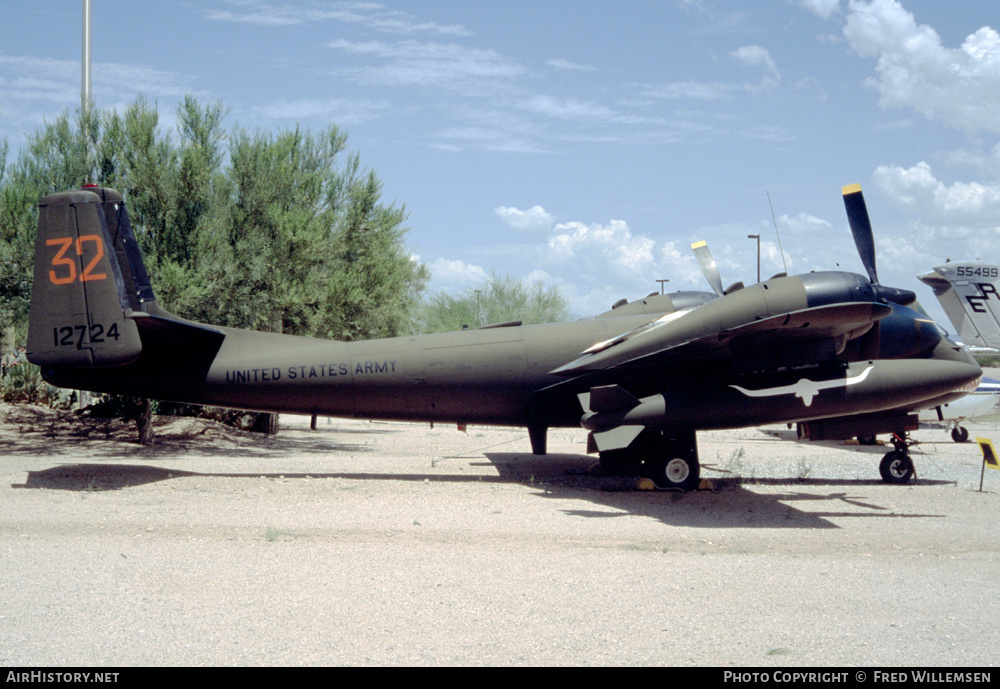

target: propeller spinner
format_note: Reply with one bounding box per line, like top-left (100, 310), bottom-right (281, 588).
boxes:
top-left (841, 184), bottom-right (916, 306)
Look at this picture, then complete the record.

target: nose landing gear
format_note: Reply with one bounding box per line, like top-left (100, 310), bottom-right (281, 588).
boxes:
top-left (879, 433), bottom-right (917, 484)
top-left (951, 425), bottom-right (970, 443)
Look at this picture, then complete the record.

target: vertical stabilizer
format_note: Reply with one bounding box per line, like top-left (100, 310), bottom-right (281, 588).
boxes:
top-left (918, 262), bottom-right (1000, 349)
top-left (27, 188), bottom-right (143, 368)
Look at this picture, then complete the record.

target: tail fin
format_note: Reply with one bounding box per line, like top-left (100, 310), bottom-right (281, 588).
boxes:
top-left (26, 186), bottom-right (146, 368)
top-left (918, 262), bottom-right (1000, 349)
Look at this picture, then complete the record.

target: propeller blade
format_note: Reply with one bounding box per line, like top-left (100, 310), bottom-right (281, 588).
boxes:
top-left (841, 183), bottom-right (916, 306)
top-left (842, 183), bottom-right (878, 285)
top-left (691, 241), bottom-right (724, 297)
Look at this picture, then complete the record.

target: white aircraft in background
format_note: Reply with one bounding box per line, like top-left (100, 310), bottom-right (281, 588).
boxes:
top-left (917, 377), bottom-right (1000, 443)
top-left (919, 261), bottom-right (1000, 351)
top-left (912, 262), bottom-right (1000, 441)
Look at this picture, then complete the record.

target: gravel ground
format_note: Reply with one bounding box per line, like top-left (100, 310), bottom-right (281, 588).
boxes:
top-left (2, 403), bottom-right (999, 666)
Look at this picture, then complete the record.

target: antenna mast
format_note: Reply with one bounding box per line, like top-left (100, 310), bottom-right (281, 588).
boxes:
top-left (767, 191), bottom-right (788, 275)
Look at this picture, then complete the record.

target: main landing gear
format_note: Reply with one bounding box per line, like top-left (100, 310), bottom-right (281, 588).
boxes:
top-left (879, 433), bottom-right (916, 484)
top-left (599, 429), bottom-right (700, 491)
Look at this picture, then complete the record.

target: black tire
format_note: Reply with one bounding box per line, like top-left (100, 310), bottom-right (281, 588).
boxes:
top-left (951, 426), bottom-right (970, 443)
top-left (650, 455), bottom-right (700, 491)
top-left (879, 450), bottom-right (914, 484)
top-left (857, 434), bottom-right (877, 445)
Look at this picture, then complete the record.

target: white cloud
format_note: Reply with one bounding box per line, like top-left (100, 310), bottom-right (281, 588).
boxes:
top-left (426, 258), bottom-right (488, 289)
top-left (0, 54), bottom-right (197, 106)
top-left (799, 0), bottom-right (842, 20)
top-left (0, 53), bottom-right (199, 146)
top-left (547, 219), bottom-right (658, 278)
top-left (731, 45), bottom-right (779, 78)
top-left (730, 45), bottom-right (781, 92)
top-left (545, 58), bottom-right (597, 72)
top-left (428, 215), bottom-right (728, 317)
top-left (843, 0), bottom-right (1000, 135)
top-left (658, 240), bottom-right (704, 285)
top-left (639, 80), bottom-right (739, 101)
top-left (202, 2), bottom-right (474, 36)
top-left (327, 39), bottom-right (524, 91)
top-left (519, 94), bottom-right (618, 122)
top-left (735, 124), bottom-right (796, 142)
top-left (252, 98), bottom-right (390, 125)
top-left (873, 161), bottom-right (1000, 226)
top-left (940, 143), bottom-right (1000, 173)
top-left (776, 212), bottom-right (833, 233)
top-left (524, 269), bottom-right (553, 283)
top-left (495, 205), bottom-right (555, 233)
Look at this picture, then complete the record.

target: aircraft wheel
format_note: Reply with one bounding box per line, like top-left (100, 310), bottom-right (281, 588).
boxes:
top-left (879, 451), bottom-right (914, 484)
top-left (857, 434), bottom-right (877, 445)
top-left (951, 426), bottom-right (970, 443)
top-left (599, 448), bottom-right (643, 477)
top-left (651, 455), bottom-right (700, 491)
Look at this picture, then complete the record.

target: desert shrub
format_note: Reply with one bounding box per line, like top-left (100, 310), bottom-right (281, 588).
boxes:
top-left (0, 362), bottom-right (65, 405)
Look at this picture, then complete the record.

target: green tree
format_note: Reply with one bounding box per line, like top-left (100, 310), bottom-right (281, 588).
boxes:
top-left (189, 125), bottom-right (427, 339)
top-left (420, 273), bottom-right (568, 334)
top-left (0, 96), bottom-right (428, 344)
top-left (321, 170), bottom-right (429, 340)
top-left (16, 109), bottom-right (99, 196)
top-left (171, 95), bottom-right (227, 265)
top-left (0, 179), bottom-right (35, 343)
top-left (143, 97), bottom-right (227, 313)
top-left (97, 97), bottom-right (178, 259)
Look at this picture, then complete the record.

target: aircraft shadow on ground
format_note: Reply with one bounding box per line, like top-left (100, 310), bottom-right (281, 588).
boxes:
top-left (483, 452), bottom-right (949, 529)
top-left (11, 449), bottom-right (950, 531)
top-left (10, 463), bottom-right (507, 492)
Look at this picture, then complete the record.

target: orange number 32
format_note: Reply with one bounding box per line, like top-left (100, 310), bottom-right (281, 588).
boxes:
top-left (47, 235), bottom-right (107, 285)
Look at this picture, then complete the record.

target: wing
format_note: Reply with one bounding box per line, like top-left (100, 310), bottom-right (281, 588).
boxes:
top-left (551, 283), bottom-right (891, 378)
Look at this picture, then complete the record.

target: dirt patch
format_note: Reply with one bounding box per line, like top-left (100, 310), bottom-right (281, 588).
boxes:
top-left (0, 401), bottom-right (265, 453)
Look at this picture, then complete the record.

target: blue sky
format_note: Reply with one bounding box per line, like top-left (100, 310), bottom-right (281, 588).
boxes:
top-left (2, 1), bottom-right (999, 324)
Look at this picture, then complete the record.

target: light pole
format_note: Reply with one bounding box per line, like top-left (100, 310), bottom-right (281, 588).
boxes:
top-left (82, 0), bottom-right (92, 116)
top-left (747, 234), bottom-right (760, 284)
top-left (656, 279), bottom-right (669, 294)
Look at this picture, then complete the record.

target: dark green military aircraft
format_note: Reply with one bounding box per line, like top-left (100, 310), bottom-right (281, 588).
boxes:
top-left (26, 183), bottom-right (981, 489)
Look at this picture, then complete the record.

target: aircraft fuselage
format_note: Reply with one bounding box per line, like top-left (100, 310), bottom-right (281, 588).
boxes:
top-left (44, 301), bottom-right (980, 437)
